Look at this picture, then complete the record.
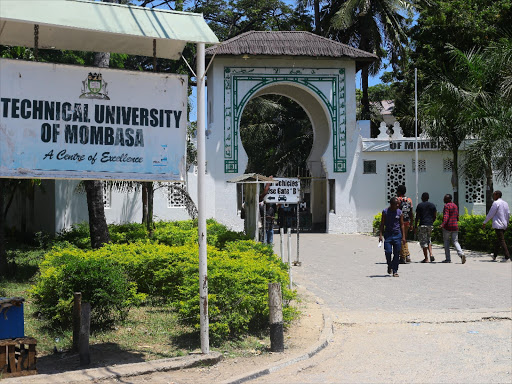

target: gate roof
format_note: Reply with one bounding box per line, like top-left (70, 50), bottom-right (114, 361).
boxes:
top-left (206, 31), bottom-right (377, 69)
top-left (0, 0), bottom-right (218, 60)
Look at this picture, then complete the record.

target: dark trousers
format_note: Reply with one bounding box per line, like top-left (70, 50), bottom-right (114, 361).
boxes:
top-left (494, 229), bottom-right (510, 259)
top-left (384, 233), bottom-right (402, 273)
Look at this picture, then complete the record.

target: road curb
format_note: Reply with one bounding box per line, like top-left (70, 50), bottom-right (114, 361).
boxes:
top-left (2, 352), bottom-right (223, 383)
top-left (221, 298), bottom-right (334, 384)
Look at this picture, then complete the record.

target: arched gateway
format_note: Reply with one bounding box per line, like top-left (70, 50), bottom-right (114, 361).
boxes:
top-left (204, 31), bottom-right (377, 233)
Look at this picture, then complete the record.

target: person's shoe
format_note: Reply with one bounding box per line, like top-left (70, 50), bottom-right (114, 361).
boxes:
top-left (461, 255), bottom-right (466, 264)
top-left (441, 260), bottom-right (451, 263)
top-left (406, 256), bottom-right (411, 263)
top-left (387, 266), bottom-right (392, 274)
top-left (492, 254), bottom-right (497, 261)
top-left (501, 258), bottom-right (511, 263)
top-left (393, 273), bottom-right (399, 277)
top-left (430, 256), bottom-right (435, 262)
top-left (421, 259), bottom-right (429, 263)
top-left (400, 258), bottom-right (406, 264)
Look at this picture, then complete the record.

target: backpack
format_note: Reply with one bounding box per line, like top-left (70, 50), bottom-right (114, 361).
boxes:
top-left (398, 196), bottom-right (412, 221)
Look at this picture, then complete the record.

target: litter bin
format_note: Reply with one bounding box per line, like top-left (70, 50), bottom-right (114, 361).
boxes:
top-left (0, 297), bottom-right (25, 339)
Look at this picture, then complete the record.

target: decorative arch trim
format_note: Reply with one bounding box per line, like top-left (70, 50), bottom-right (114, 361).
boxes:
top-left (223, 66), bottom-right (346, 173)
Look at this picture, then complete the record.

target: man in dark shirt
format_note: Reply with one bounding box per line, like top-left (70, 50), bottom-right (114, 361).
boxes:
top-left (414, 192), bottom-right (437, 263)
top-left (441, 194), bottom-right (466, 264)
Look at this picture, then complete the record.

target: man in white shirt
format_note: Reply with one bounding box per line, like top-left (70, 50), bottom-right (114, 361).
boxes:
top-left (483, 190), bottom-right (510, 262)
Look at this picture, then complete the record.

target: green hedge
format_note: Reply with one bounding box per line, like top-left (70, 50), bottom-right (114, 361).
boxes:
top-left (30, 247), bottom-right (146, 329)
top-left (31, 238), bottom-right (295, 343)
top-left (373, 211), bottom-right (512, 253)
top-left (56, 219), bottom-right (250, 249)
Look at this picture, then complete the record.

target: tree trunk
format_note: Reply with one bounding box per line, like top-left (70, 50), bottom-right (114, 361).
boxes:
top-left (84, 180), bottom-right (110, 249)
top-left (83, 14), bottom-right (116, 249)
top-left (146, 182), bottom-right (154, 236)
top-left (358, 30), bottom-right (370, 120)
top-left (0, 179), bottom-right (7, 276)
top-left (142, 183), bottom-right (148, 225)
top-left (485, 165), bottom-right (494, 213)
top-left (314, 0), bottom-right (321, 34)
top-left (452, 149), bottom-right (459, 207)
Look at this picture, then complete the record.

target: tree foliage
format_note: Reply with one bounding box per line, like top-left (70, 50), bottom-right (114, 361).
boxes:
top-left (240, 95), bottom-right (313, 176)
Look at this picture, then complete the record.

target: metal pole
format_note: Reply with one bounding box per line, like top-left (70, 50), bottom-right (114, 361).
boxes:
top-left (287, 227), bottom-right (292, 289)
top-left (280, 227), bottom-right (284, 261)
top-left (263, 202), bottom-right (266, 243)
top-left (415, 68), bottom-right (419, 207)
top-left (196, 42), bottom-right (209, 354)
top-left (295, 203), bottom-right (300, 265)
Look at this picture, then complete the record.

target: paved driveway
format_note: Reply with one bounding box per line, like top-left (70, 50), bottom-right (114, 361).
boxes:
top-left (259, 233), bottom-right (512, 383)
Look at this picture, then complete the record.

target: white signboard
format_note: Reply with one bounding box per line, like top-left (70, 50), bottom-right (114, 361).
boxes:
top-left (0, 59), bottom-right (187, 181)
top-left (264, 178), bottom-right (300, 204)
top-left (362, 139), bottom-right (477, 152)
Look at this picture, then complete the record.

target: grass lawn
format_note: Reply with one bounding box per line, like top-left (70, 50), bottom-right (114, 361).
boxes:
top-left (0, 239), bottom-right (273, 362)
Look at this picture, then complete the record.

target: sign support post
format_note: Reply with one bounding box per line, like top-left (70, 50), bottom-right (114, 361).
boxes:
top-left (196, 42), bottom-right (209, 354)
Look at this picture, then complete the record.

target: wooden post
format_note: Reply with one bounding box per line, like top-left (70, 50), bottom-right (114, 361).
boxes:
top-left (73, 292), bottom-right (81, 352)
top-left (79, 302), bottom-right (91, 366)
top-left (268, 283), bottom-right (284, 352)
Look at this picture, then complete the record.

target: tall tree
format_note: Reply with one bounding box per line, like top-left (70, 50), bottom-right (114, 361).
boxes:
top-left (456, 39), bottom-right (512, 210)
top-left (240, 95), bottom-right (313, 176)
top-left (420, 49), bottom-right (477, 207)
top-left (331, 0), bottom-right (417, 120)
top-left (393, 0), bottom-right (512, 135)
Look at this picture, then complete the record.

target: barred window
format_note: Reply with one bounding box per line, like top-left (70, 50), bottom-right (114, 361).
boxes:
top-left (167, 182), bottom-right (186, 208)
top-left (102, 182), bottom-right (112, 209)
top-left (443, 158), bottom-right (453, 173)
top-left (363, 160), bottom-right (377, 174)
top-left (386, 163), bottom-right (406, 203)
top-left (465, 177), bottom-right (485, 204)
top-left (412, 159), bottom-right (426, 173)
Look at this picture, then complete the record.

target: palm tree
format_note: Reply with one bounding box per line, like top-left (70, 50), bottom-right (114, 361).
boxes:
top-left (420, 57), bottom-right (477, 207)
top-left (456, 39), bottom-right (512, 210)
top-left (331, 0), bottom-right (417, 120)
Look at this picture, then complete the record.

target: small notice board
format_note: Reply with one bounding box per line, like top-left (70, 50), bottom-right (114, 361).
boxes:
top-left (264, 178), bottom-right (300, 204)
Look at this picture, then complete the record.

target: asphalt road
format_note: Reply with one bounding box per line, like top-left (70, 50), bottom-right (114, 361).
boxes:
top-left (257, 233), bottom-right (512, 384)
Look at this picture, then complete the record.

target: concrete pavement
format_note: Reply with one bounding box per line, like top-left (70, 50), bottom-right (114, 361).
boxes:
top-left (4, 233), bottom-right (511, 383)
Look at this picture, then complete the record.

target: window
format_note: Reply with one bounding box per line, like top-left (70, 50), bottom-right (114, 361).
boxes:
top-left (412, 159), bottom-right (426, 173)
top-left (465, 177), bottom-right (485, 204)
top-left (443, 158), bottom-right (453, 173)
top-left (102, 182), bottom-right (111, 209)
top-left (167, 182), bottom-right (186, 208)
top-left (386, 163), bottom-right (406, 203)
top-left (363, 160), bottom-right (377, 174)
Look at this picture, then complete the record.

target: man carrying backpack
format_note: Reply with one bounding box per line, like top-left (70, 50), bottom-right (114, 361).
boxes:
top-left (397, 185), bottom-right (414, 263)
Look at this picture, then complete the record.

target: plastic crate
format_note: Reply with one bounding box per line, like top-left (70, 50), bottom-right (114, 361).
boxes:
top-left (0, 298), bottom-right (25, 339)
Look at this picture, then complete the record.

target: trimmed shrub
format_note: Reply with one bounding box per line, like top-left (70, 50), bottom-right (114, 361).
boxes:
top-left (30, 247), bottom-right (145, 329)
top-left (30, 238), bottom-right (296, 343)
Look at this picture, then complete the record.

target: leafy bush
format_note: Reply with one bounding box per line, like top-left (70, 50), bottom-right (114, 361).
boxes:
top-left (53, 219), bottom-right (249, 249)
top-left (30, 247), bottom-right (145, 330)
top-left (30, 238), bottom-right (296, 343)
top-left (176, 240), bottom-right (295, 344)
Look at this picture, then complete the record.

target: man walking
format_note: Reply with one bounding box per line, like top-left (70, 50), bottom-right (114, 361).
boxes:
top-left (414, 192), bottom-right (437, 263)
top-left (441, 194), bottom-right (466, 264)
top-left (379, 197), bottom-right (406, 277)
top-left (483, 190), bottom-right (510, 262)
top-left (397, 185), bottom-right (414, 263)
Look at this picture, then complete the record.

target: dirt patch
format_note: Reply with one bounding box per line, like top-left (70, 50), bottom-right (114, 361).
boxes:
top-left (32, 285), bottom-right (325, 383)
